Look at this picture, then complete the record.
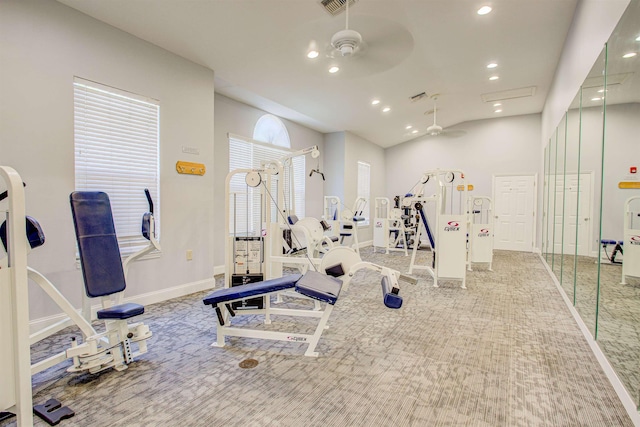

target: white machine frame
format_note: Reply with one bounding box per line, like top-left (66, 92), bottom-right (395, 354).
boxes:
top-left (322, 195), bottom-right (366, 255)
top-left (211, 285), bottom-right (336, 357)
top-left (1, 166), bottom-right (32, 426)
top-left (407, 169), bottom-right (469, 288)
top-left (467, 196), bottom-right (494, 271)
top-left (1, 178), bottom-right (156, 427)
top-left (621, 196), bottom-right (640, 285)
top-left (373, 197), bottom-right (408, 255)
top-left (323, 195), bottom-right (341, 241)
top-left (224, 146), bottom-right (323, 287)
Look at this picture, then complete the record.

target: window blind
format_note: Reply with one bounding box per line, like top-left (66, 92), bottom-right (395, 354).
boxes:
top-left (228, 134), bottom-right (305, 235)
top-left (74, 78), bottom-right (160, 256)
top-left (357, 161), bottom-right (371, 225)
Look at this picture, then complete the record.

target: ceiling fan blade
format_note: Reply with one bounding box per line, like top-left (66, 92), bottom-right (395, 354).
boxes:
top-left (441, 129), bottom-right (467, 138)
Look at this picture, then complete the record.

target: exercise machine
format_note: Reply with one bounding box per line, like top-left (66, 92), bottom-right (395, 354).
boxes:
top-left (225, 145), bottom-right (322, 290)
top-left (322, 195), bottom-right (367, 255)
top-left (621, 196), bottom-right (640, 284)
top-left (600, 239), bottom-right (624, 264)
top-left (319, 245), bottom-right (415, 307)
top-left (373, 197), bottom-right (409, 255)
top-left (203, 271), bottom-right (342, 357)
top-left (407, 170), bottom-right (469, 288)
top-left (467, 196), bottom-right (494, 271)
top-left (202, 245), bottom-right (412, 357)
top-left (1, 185), bottom-right (155, 426)
top-left (322, 195), bottom-right (341, 242)
top-left (1, 166), bottom-right (31, 426)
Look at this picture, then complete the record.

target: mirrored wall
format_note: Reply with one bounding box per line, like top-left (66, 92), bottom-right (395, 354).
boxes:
top-left (542, 0), bottom-right (640, 407)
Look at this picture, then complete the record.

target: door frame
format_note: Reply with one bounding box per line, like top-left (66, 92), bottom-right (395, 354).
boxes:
top-left (491, 173), bottom-right (538, 253)
top-left (552, 171), bottom-right (600, 258)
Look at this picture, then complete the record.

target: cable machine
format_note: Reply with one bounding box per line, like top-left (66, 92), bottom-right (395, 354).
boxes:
top-left (225, 146), bottom-right (321, 297)
top-left (621, 196), bottom-right (640, 285)
top-left (407, 170), bottom-right (469, 288)
top-left (467, 196), bottom-right (494, 271)
top-left (373, 197), bottom-right (408, 255)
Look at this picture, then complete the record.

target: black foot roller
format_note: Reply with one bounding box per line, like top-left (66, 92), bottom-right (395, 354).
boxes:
top-left (33, 399), bottom-right (75, 425)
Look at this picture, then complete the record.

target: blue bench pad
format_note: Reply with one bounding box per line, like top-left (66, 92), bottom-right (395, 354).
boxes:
top-left (203, 274), bottom-right (302, 306)
top-left (97, 302), bottom-right (145, 320)
top-left (295, 271), bottom-right (342, 305)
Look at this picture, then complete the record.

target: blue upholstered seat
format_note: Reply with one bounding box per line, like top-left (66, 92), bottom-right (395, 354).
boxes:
top-left (97, 302), bottom-right (145, 320)
top-left (203, 274), bottom-right (302, 306)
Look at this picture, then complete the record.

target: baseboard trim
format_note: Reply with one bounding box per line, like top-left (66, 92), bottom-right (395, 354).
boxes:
top-left (213, 264), bottom-right (225, 276)
top-left (539, 254), bottom-right (640, 426)
top-left (29, 277), bottom-right (216, 335)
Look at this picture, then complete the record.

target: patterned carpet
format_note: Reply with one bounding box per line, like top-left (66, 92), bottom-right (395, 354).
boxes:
top-left (4, 249), bottom-right (634, 426)
top-left (549, 252), bottom-right (640, 411)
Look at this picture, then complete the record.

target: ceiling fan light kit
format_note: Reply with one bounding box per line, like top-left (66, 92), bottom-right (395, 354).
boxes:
top-left (331, 29), bottom-right (362, 56)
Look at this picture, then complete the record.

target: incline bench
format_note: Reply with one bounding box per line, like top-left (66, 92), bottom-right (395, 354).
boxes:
top-left (203, 271), bottom-right (342, 357)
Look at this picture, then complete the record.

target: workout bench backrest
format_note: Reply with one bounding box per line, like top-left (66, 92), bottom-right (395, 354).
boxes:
top-left (70, 191), bottom-right (127, 298)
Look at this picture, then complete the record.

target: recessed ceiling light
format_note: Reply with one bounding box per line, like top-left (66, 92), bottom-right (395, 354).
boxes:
top-left (411, 130), bottom-right (418, 134)
top-left (307, 50), bottom-right (319, 59)
top-left (591, 97), bottom-right (601, 101)
top-left (489, 75), bottom-right (499, 81)
top-left (329, 66), bottom-right (340, 73)
top-left (477, 6), bottom-right (492, 15)
top-left (623, 52), bottom-right (637, 58)
top-left (371, 99), bottom-right (380, 105)
top-left (382, 107), bottom-right (391, 113)
top-left (487, 62), bottom-right (498, 69)
top-left (597, 89), bottom-right (607, 93)
top-left (493, 102), bottom-right (502, 107)
top-left (405, 125), bottom-right (413, 129)
top-left (636, 35), bottom-right (640, 42)
top-left (494, 109), bottom-right (502, 113)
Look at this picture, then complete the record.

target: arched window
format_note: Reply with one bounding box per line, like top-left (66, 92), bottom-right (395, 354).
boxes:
top-left (253, 114), bottom-right (291, 148)
top-left (227, 115), bottom-right (305, 235)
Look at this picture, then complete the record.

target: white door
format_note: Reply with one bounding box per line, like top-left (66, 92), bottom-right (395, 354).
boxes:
top-left (562, 173), bottom-right (592, 257)
top-left (493, 175), bottom-right (536, 251)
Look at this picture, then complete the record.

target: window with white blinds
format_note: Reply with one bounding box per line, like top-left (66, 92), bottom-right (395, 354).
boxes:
top-left (357, 161), bottom-right (371, 226)
top-left (228, 134), bottom-right (305, 235)
top-left (74, 78), bottom-right (160, 256)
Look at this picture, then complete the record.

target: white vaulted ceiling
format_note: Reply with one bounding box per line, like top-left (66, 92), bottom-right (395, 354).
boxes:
top-left (57, 0), bottom-right (579, 148)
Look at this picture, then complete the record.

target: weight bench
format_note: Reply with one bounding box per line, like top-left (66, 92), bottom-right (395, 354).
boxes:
top-left (68, 191), bottom-right (152, 372)
top-left (203, 271), bottom-right (342, 357)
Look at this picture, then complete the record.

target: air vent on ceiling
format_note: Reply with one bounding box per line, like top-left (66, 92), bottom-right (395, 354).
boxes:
top-left (480, 86), bottom-right (536, 102)
top-left (582, 72), bottom-right (631, 89)
top-left (481, 86), bottom-right (537, 103)
top-left (320, 0), bottom-right (358, 16)
top-left (410, 92), bottom-right (428, 102)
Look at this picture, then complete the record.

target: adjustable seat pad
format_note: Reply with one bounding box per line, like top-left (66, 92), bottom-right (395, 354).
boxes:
top-left (97, 302), bottom-right (145, 320)
top-left (203, 274), bottom-right (302, 306)
top-left (294, 270), bottom-right (342, 305)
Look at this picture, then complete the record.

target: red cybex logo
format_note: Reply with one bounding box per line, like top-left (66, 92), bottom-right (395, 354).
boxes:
top-left (631, 235), bottom-right (640, 245)
top-left (444, 221), bottom-right (460, 232)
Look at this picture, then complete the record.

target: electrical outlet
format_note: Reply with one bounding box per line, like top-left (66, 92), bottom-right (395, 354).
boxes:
top-left (186, 250), bottom-right (193, 261)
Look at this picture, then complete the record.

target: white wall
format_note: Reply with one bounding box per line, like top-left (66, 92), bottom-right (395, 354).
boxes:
top-left (0, 0), bottom-right (216, 320)
top-left (386, 114), bottom-right (541, 201)
top-left (541, 0), bottom-right (629, 140)
top-left (213, 93), bottom-right (325, 268)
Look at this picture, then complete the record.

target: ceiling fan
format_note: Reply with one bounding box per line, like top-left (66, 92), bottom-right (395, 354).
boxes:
top-left (423, 96), bottom-right (466, 138)
top-left (330, 0), bottom-right (362, 57)
top-left (301, 1), bottom-right (413, 78)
